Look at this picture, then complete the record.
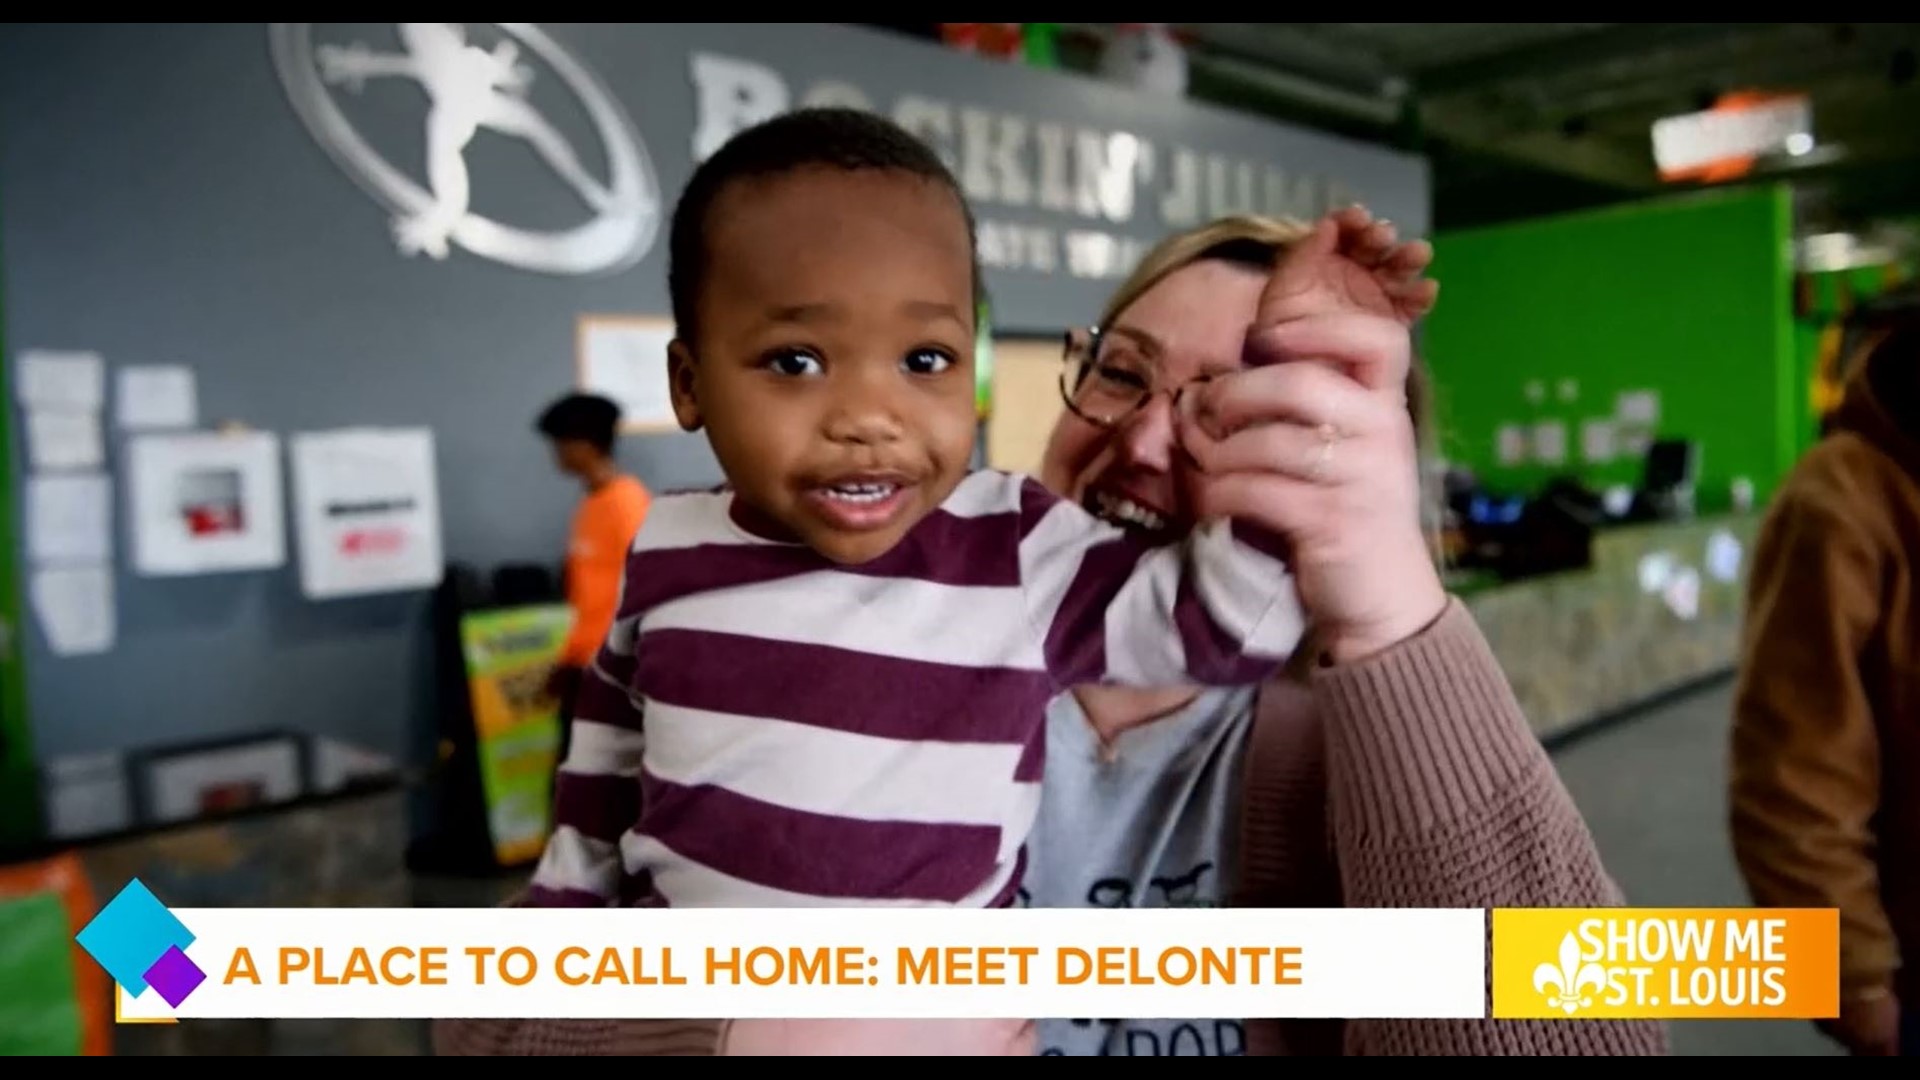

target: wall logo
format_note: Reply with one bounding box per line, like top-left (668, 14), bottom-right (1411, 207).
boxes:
top-left (75, 879), bottom-right (206, 1010)
top-left (269, 23), bottom-right (659, 276)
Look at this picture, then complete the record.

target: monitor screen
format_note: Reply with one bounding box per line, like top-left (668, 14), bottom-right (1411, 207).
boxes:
top-left (1644, 439), bottom-right (1697, 491)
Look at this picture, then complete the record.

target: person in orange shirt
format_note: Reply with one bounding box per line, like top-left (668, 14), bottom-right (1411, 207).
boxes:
top-left (536, 393), bottom-right (652, 760)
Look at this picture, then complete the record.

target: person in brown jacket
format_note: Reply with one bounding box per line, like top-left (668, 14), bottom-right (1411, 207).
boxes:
top-left (434, 211), bottom-right (1666, 1057)
top-left (1730, 291), bottom-right (1920, 1058)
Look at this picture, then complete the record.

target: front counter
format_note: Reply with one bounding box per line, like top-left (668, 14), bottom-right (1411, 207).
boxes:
top-left (1455, 514), bottom-right (1761, 743)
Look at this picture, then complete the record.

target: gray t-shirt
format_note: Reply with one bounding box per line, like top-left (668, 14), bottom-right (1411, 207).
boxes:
top-left (1019, 686), bottom-right (1256, 1057)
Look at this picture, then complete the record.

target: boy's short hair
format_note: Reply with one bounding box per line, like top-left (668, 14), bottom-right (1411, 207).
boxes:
top-left (536, 393), bottom-right (622, 454)
top-left (667, 106), bottom-right (981, 346)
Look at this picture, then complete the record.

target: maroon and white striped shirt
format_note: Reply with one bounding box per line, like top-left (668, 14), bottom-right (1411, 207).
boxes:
top-left (527, 469), bottom-right (1302, 909)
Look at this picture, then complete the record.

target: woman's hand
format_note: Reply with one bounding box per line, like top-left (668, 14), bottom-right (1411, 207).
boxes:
top-left (1178, 209), bottom-right (1448, 663)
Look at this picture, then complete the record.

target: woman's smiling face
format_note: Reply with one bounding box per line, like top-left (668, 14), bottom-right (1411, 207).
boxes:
top-left (1039, 258), bottom-right (1271, 540)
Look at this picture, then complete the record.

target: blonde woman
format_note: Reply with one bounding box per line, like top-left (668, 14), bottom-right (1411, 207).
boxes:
top-left (1021, 211), bottom-right (1661, 1056)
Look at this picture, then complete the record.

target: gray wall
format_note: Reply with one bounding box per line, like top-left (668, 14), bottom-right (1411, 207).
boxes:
top-left (0, 23), bottom-right (1427, 769)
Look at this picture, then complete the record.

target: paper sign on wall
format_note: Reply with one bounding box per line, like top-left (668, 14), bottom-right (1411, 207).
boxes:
top-left (27, 473), bottom-right (112, 566)
top-left (1581, 418), bottom-right (1618, 463)
top-left (1496, 423), bottom-right (1528, 466)
top-left (1531, 420), bottom-right (1568, 466)
top-left (30, 565), bottom-right (114, 658)
top-left (116, 365), bottom-right (198, 430)
top-left (291, 428), bottom-right (444, 600)
top-left (577, 315), bottom-right (678, 432)
top-left (14, 350), bottom-right (104, 414)
top-left (1616, 389), bottom-right (1661, 426)
top-left (128, 430), bottom-right (285, 577)
top-left (26, 412), bottom-right (104, 471)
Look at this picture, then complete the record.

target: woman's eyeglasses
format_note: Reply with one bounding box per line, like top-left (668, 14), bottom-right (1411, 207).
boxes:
top-left (1058, 326), bottom-right (1215, 430)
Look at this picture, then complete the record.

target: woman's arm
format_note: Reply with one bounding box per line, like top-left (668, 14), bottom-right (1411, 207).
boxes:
top-left (433, 1013), bottom-right (722, 1056)
top-left (1310, 598), bottom-right (1669, 1056)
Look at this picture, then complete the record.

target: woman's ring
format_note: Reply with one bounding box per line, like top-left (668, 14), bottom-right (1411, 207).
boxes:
top-left (1308, 423), bottom-right (1339, 481)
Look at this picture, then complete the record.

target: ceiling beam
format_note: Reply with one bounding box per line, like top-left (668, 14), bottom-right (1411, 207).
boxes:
top-left (1174, 22), bottom-right (1400, 97)
top-left (1183, 37), bottom-right (1661, 192)
top-left (1419, 99), bottom-right (1662, 190)
top-left (1121, 23), bottom-right (1898, 195)
top-left (1186, 50), bottom-right (1405, 127)
top-left (1413, 23), bottom-right (1777, 97)
top-left (1515, 28), bottom-right (1920, 130)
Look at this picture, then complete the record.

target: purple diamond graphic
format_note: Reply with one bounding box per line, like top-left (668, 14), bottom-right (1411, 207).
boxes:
top-left (144, 945), bottom-right (206, 1008)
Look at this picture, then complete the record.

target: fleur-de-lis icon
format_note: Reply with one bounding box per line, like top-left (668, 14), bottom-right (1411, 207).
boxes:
top-left (1533, 931), bottom-right (1608, 1014)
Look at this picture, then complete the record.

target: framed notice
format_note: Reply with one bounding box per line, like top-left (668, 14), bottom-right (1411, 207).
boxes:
top-left (126, 430), bottom-right (285, 577)
top-left (458, 604), bottom-right (573, 866)
top-left (290, 427), bottom-right (444, 600)
top-left (576, 314), bottom-right (679, 434)
top-left (135, 733), bottom-right (305, 826)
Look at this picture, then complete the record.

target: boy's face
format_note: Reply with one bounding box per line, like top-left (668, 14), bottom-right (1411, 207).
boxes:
top-left (669, 167), bottom-right (978, 565)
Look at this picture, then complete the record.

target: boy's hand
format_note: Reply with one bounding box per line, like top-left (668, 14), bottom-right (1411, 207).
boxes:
top-left (1250, 204), bottom-right (1437, 343)
top-left (1185, 205), bottom-right (1436, 447)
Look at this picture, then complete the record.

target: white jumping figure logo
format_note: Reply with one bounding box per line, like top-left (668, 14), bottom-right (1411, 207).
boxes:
top-left (270, 23), bottom-right (657, 277)
top-left (317, 23), bottom-right (614, 260)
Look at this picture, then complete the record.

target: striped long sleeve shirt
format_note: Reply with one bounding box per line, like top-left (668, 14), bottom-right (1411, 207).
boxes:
top-left (526, 469), bottom-right (1304, 910)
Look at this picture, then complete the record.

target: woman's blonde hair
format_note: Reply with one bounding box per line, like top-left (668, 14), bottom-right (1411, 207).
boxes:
top-left (1098, 214), bottom-right (1445, 554)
